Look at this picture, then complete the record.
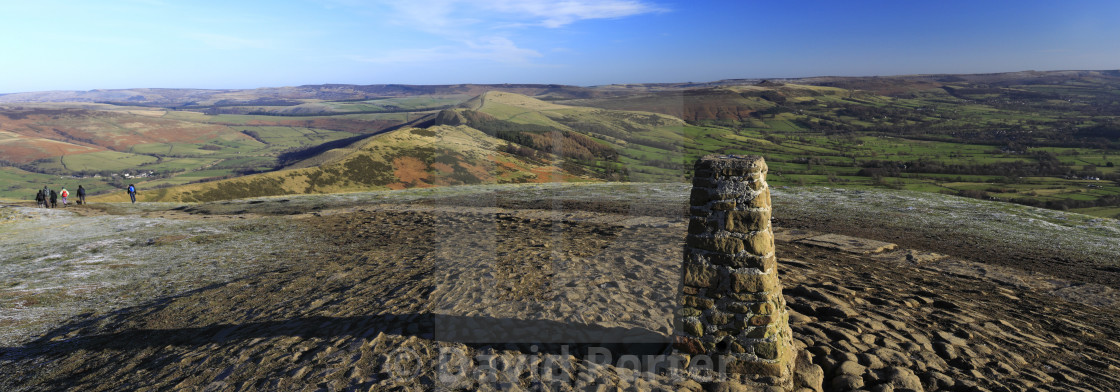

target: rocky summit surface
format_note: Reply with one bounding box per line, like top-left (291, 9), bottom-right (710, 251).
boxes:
top-left (1, 184), bottom-right (1119, 391)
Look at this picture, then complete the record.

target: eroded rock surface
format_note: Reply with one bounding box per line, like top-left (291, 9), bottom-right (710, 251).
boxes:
top-left (0, 204), bottom-right (1117, 391)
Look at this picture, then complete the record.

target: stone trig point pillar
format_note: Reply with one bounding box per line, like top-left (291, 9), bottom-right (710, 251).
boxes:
top-left (675, 155), bottom-right (794, 388)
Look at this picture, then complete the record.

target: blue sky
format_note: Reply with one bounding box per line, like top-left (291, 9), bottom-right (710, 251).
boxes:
top-left (1, 0), bottom-right (1118, 93)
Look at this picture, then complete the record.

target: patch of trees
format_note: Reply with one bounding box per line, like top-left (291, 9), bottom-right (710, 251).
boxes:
top-left (241, 130), bottom-right (267, 144)
top-left (948, 188), bottom-right (1120, 212)
top-left (791, 117), bottom-right (855, 133)
top-left (50, 128), bottom-right (99, 146)
top-left (942, 86), bottom-right (1061, 102)
top-left (1074, 122), bottom-right (1120, 140)
top-left (857, 151), bottom-right (1070, 178)
top-left (833, 104), bottom-right (927, 123)
top-left (758, 91), bottom-right (786, 104)
top-left (686, 104), bottom-right (758, 122)
top-left (793, 156), bottom-right (847, 169)
top-left (750, 105), bottom-right (790, 119)
top-left (504, 143), bottom-right (539, 159)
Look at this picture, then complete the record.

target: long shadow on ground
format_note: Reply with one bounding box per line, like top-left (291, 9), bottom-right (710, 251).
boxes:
top-left (1, 314), bottom-right (669, 361)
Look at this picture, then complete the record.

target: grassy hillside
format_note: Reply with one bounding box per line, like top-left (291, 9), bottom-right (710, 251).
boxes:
top-left (550, 80), bottom-right (1120, 216)
top-left (95, 125), bottom-right (590, 203)
top-left (435, 91), bottom-right (693, 182)
top-left (0, 106), bottom-right (410, 200)
top-left (7, 72), bottom-right (1120, 215)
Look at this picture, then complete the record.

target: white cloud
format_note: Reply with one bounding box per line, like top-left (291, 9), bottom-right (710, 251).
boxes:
top-left (335, 0), bottom-right (662, 66)
top-left (350, 36), bottom-right (541, 64)
top-left (320, 0), bottom-right (667, 34)
top-left (482, 0), bottom-right (666, 28)
top-left (377, 0), bottom-right (663, 31)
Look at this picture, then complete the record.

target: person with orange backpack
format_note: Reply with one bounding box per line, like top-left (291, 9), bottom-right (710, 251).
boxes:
top-left (60, 187), bottom-right (69, 206)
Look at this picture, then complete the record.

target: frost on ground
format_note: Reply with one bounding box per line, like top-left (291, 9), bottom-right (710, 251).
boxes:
top-left (0, 205), bottom-right (304, 346)
top-left (0, 184), bottom-right (1118, 392)
top-left (773, 186), bottom-right (1120, 265)
top-left (3, 183), bottom-right (1119, 349)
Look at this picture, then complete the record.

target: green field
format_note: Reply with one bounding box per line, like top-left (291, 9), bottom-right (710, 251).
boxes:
top-left (0, 111), bottom-right (376, 198)
top-left (0, 167), bottom-right (116, 200)
top-left (421, 89), bottom-right (1120, 218)
top-left (6, 75), bottom-right (1120, 216)
top-left (545, 79), bottom-right (1120, 217)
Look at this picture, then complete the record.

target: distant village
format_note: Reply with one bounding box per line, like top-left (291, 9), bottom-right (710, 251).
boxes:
top-left (66, 170), bottom-right (156, 180)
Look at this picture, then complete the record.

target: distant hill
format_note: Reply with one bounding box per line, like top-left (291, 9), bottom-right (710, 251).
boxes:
top-left (97, 123), bottom-right (591, 203)
top-left (0, 83), bottom-right (622, 107)
top-left (0, 107), bottom-right (231, 163)
top-left (4, 70), bottom-right (1117, 107)
top-left (104, 91), bottom-right (700, 202)
top-left (428, 91), bottom-right (693, 181)
top-left (595, 69), bottom-right (1120, 96)
top-left (9, 70), bottom-right (1120, 216)
top-left (552, 84), bottom-right (844, 123)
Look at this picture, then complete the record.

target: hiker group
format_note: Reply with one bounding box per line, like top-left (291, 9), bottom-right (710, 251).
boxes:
top-left (35, 185), bottom-right (85, 208)
top-left (32, 184), bottom-right (137, 207)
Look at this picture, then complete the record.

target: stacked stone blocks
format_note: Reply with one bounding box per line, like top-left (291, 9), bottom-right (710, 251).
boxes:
top-left (675, 155), bottom-right (794, 385)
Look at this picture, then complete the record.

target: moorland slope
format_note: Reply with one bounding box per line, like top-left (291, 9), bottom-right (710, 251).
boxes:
top-left (93, 124), bottom-right (588, 203)
top-left (6, 70), bottom-right (1120, 216)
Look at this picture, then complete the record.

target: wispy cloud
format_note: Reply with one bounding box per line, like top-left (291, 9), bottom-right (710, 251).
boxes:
top-left (333, 0), bottom-right (663, 66)
top-left (378, 0), bottom-right (664, 32)
top-left (482, 0), bottom-right (667, 28)
top-left (350, 37), bottom-right (541, 64)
